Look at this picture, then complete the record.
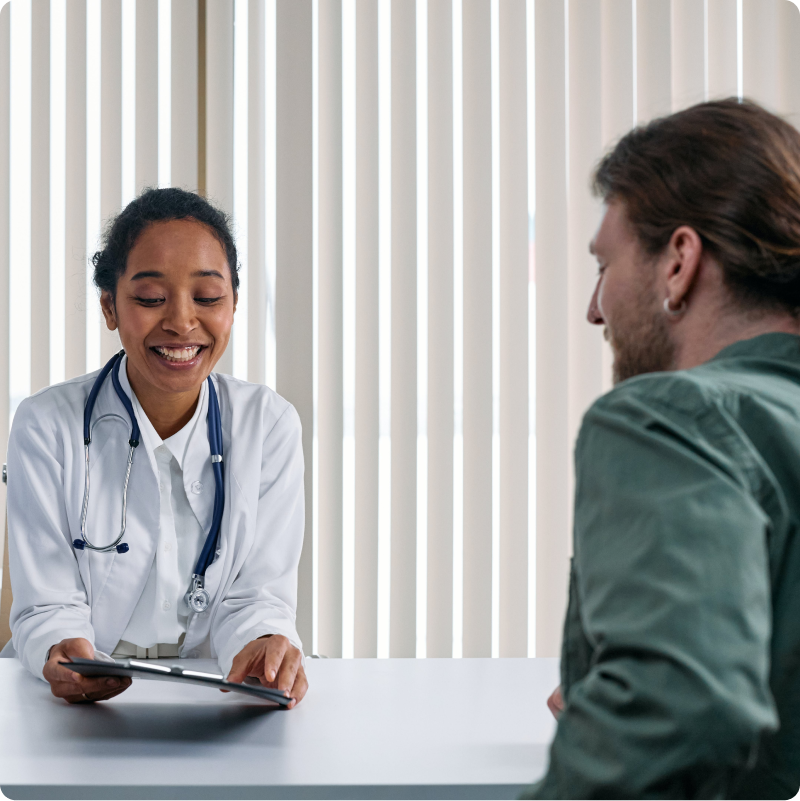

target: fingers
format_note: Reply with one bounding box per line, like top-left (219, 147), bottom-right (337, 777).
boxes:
top-left (63, 678), bottom-right (132, 704)
top-left (260, 636), bottom-right (289, 687)
top-left (44, 637), bottom-right (96, 687)
top-left (286, 665), bottom-right (308, 709)
top-left (226, 642), bottom-right (259, 685)
top-left (547, 685), bottom-right (564, 720)
top-left (275, 646), bottom-right (302, 695)
top-left (44, 638), bottom-right (133, 703)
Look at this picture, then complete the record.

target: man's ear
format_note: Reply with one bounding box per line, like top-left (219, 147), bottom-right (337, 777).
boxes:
top-left (664, 225), bottom-right (704, 305)
top-left (100, 291), bottom-right (118, 331)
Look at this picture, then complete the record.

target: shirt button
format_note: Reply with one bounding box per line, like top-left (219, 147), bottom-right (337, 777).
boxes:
top-left (191, 481), bottom-right (203, 494)
top-left (162, 600), bottom-right (171, 611)
top-left (163, 542), bottom-right (172, 552)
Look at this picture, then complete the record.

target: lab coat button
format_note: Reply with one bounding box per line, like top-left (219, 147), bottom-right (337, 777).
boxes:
top-left (191, 481), bottom-right (203, 494)
top-left (162, 600), bottom-right (171, 611)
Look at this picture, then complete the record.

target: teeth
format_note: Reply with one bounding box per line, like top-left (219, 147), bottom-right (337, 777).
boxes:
top-left (154, 346), bottom-right (202, 362)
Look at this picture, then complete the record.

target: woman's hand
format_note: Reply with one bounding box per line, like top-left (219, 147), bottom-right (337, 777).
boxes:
top-left (227, 634), bottom-right (307, 709)
top-left (42, 638), bottom-right (132, 704)
top-left (547, 685), bottom-right (565, 720)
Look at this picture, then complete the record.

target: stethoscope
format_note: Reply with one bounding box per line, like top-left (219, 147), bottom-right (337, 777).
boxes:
top-left (72, 350), bottom-right (225, 613)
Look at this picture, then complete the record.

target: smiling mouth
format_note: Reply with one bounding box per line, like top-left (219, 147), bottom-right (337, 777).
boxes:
top-left (151, 345), bottom-right (205, 363)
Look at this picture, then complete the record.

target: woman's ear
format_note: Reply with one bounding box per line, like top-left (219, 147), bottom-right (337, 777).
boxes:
top-left (100, 291), bottom-right (118, 331)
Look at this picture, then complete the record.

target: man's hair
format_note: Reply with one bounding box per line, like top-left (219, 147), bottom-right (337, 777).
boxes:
top-left (593, 98), bottom-right (800, 314)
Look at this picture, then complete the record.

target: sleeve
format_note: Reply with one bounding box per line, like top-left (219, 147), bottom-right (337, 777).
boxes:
top-left (526, 390), bottom-right (780, 799)
top-left (211, 403), bottom-right (305, 676)
top-left (7, 398), bottom-right (96, 679)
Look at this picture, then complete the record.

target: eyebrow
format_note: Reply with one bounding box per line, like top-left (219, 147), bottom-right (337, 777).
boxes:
top-left (129, 269), bottom-right (226, 281)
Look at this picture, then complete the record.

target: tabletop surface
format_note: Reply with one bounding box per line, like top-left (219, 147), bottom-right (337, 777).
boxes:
top-left (0, 656), bottom-right (559, 800)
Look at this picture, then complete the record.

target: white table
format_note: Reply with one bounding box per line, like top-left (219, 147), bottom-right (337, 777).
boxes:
top-left (0, 656), bottom-right (558, 800)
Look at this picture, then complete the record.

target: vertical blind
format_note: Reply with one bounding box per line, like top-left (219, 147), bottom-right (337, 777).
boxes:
top-left (1, 0), bottom-right (799, 659)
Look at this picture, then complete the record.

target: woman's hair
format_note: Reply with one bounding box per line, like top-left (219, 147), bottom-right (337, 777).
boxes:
top-left (92, 187), bottom-right (239, 298)
top-left (593, 98), bottom-right (800, 313)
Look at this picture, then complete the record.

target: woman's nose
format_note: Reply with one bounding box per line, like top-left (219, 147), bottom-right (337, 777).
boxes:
top-left (162, 298), bottom-right (197, 334)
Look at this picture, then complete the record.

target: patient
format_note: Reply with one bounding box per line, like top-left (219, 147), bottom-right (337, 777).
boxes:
top-left (525, 99), bottom-right (800, 799)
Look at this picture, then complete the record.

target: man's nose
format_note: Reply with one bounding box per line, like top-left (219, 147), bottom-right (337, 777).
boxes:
top-left (587, 281), bottom-right (604, 325)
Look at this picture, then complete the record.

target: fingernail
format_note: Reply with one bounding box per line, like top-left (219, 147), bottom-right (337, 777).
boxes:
top-left (269, 671), bottom-right (276, 681)
top-left (106, 678), bottom-right (120, 688)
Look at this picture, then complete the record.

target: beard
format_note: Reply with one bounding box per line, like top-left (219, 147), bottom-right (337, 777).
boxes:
top-left (606, 286), bottom-right (676, 385)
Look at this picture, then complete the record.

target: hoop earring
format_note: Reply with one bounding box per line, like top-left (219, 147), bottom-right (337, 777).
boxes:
top-left (663, 297), bottom-right (687, 317)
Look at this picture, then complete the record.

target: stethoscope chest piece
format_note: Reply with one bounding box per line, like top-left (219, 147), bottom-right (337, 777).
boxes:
top-left (186, 574), bottom-right (210, 613)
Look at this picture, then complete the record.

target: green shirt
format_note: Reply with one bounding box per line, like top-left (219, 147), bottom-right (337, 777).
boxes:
top-left (525, 333), bottom-right (800, 800)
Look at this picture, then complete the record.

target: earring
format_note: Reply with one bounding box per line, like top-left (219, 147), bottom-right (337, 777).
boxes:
top-left (663, 297), bottom-right (687, 317)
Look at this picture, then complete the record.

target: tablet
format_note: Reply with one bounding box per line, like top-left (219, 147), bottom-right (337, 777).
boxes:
top-left (60, 657), bottom-right (293, 705)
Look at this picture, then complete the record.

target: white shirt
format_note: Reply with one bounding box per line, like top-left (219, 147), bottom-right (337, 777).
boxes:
top-left (118, 379), bottom-right (208, 650)
top-left (7, 356), bottom-right (306, 679)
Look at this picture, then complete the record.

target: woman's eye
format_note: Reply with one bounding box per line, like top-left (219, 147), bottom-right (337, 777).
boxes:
top-left (135, 297), bottom-right (163, 306)
top-left (195, 297), bottom-right (223, 304)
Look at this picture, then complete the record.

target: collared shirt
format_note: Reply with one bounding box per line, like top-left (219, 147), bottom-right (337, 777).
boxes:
top-left (117, 369), bottom-right (209, 651)
top-left (525, 333), bottom-right (800, 800)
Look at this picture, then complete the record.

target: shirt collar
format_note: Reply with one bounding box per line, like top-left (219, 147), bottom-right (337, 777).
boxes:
top-left (708, 332), bottom-right (800, 365)
top-left (118, 354), bottom-right (209, 472)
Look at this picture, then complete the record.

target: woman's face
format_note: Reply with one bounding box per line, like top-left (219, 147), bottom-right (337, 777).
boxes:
top-left (100, 218), bottom-right (236, 400)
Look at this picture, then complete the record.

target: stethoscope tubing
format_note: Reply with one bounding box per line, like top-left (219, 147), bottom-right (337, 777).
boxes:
top-left (75, 351), bottom-right (226, 601)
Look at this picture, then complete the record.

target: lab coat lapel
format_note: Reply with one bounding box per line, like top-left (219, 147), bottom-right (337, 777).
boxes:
top-left (82, 369), bottom-right (161, 653)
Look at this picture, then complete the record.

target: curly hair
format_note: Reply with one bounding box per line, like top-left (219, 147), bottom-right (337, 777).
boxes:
top-left (593, 98), bottom-right (800, 313)
top-left (92, 187), bottom-right (239, 298)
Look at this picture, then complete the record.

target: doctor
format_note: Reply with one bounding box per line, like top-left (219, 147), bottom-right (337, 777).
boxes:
top-left (6, 187), bottom-right (308, 706)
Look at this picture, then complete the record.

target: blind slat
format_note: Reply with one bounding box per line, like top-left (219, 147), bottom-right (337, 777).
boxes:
top-left (671, 0), bottom-right (705, 111)
top-left (636, 0), bottom-right (671, 123)
top-left (462, 0), bottom-right (492, 659)
top-left (498, 0), bottom-right (528, 659)
top-left (247, 0), bottom-right (266, 385)
top-left (136, 0), bottom-right (158, 190)
top-left (0, 3), bottom-right (10, 528)
top-left (206, 0), bottom-right (234, 376)
top-left (535, 0), bottom-right (569, 659)
top-left (389, 0), bottom-right (417, 658)
top-left (743, 0), bottom-right (780, 112)
top-left (276, 0), bottom-right (314, 652)
top-left (317, 0), bottom-right (344, 659)
top-left (354, 0), bottom-right (380, 659)
top-left (100, 0), bottom-right (123, 364)
top-left (65, 0), bottom-right (86, 381)
top-left (778, 0), bottom-right (800, 129)
top-left (425, 0), bottom-right (454, 659)
top-left (171, 0), bottom-right (198, 191)
top-left (706, 0), bottom-right (737, 100)
top-left (31, 0), bottom-right (50, 393)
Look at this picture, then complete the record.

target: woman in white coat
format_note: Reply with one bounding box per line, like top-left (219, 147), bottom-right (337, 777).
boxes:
top-left (6, 188), bottom-right (308, 706)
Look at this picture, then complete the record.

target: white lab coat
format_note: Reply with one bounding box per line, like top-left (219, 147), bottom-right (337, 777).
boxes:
top-left (6, 365), bottom-right (305, 680)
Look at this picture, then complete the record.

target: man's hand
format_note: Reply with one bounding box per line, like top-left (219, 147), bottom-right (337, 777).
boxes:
top-left (43, 638), bottom-right (131, 704)
top-left (547, 685), bottom-right (564, 720)
top-left (227, 635), bottom-right (307, 709)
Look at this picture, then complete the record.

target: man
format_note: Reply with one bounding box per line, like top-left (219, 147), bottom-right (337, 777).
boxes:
top-left (525, 99), bottom-right (800, 799)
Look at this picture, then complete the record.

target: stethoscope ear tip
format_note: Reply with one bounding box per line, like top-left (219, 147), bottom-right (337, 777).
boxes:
top-left (116, 543), bottom-right (130, 554)
top-left (72, 540), bottom-right (85, 551)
